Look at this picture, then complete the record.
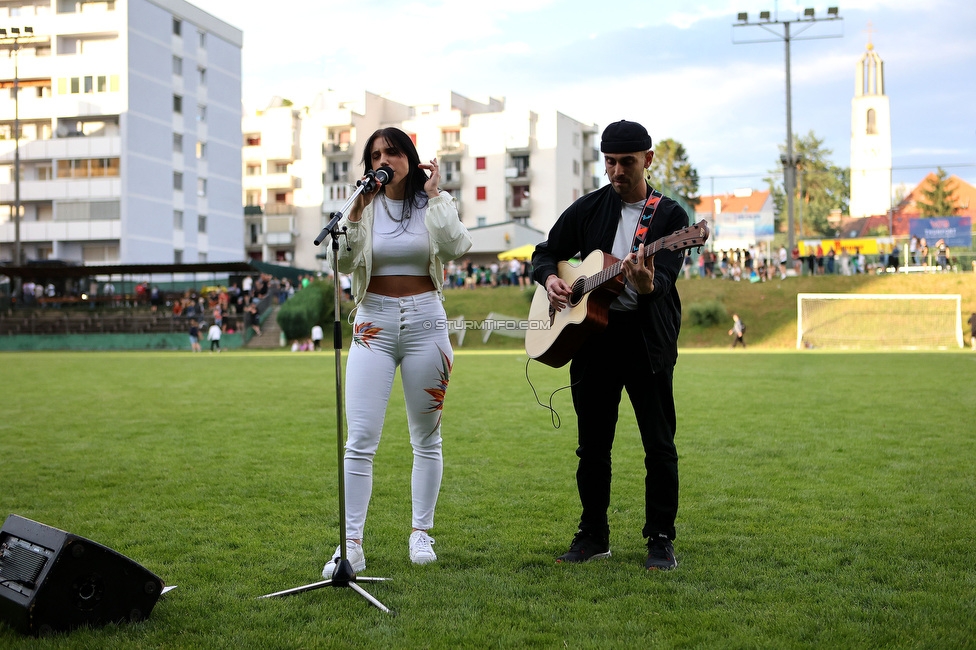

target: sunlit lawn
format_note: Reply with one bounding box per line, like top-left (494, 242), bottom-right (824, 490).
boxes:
top-left (0, 350), bottom-right (974, 648)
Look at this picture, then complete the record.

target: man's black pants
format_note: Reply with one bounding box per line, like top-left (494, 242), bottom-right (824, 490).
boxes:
top-left (569, 309), bottom-right (678, 541)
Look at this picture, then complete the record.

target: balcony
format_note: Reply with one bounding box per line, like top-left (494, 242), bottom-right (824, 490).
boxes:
top-left (440, 172), bottom-right (461, 190)
top-left (507, 199), bottom-right (531, 217)
top-left (437, 141), bottom-right (463, 157)
top-left (326, 142), bottom-right (353, 158)
top-left (504, 167), bottom-right (531, 184)
top-left (265, 203), bottom-right (294, 216)
top-left (584, 175), bottom-right (601, 191)
top-left (263, 172), bottom-right (297, 190)
top-left (583, 147), bottom-right (600, 162)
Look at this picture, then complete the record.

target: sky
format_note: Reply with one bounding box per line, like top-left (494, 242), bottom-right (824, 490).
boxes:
top-left (191, 0), bottom-right (976, 197)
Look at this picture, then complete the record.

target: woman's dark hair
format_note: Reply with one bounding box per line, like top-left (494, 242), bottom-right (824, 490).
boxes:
top-left (361, 127), bottom-right (429, 220)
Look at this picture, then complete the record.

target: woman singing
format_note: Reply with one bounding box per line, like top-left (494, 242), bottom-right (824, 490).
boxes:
top-left (323, 127), bottom-right (472, 577)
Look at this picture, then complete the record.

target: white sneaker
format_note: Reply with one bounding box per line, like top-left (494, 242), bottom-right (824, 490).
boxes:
top-left (408, 530), bottom-right (437, 565)
top-left (322, 540), bottom-right (366, 578)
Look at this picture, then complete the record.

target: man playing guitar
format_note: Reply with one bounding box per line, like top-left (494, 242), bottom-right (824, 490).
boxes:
top-left (532, 120), bottom-right (689, 571)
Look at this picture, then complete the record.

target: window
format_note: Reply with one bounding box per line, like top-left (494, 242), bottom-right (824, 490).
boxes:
top-left (97, 75), bottom-right (106, 92)
top-left (173, 171), bottom-right (183, 190)
top-left (198, 252), bottom-right (207, 263)
top-left (512, 155), bottom-right (529, 176)
top-left (174, 249), bottom-right (183, 264)
top-left (197, 178), bottom-right (207, 196)
top-left (866, 108), bottom-right (877, 135)
top-left (198, 31), bottom-right (206, 48)
top-left (477, 216), bottom-right (487, 227)
top-left (475, 157), bottom-right (486, 171)
top-left (198, 215), bottom-right (206, 233)
top-left (173, 133), bottom-right (183, 152)
top-left (173, 95), bottom-right (182, 114)
top-left (196, 141), bottom-right (206, 159)
top-left (70, 77), bottom-right (80, 94)
top-left (197, 67), bottom-right (206, 85)
top-left (84, 76), bottom-right (93, 93)
top-left (572, 160), bottom-right (580, 175)
top-left (173, 210), bottom-right (183, 230)
top-left (443, 160), bottom-right (460, 181)
top-left (197, 105), bottom-right (206, 122)
top-left (173, 56), bottom-right (182, 76)
top-left (273, 162), bottom-right (288, 173)
top-left (246, 164), bottom-right (261, 176)
top-left (173, 18), bottom-right (182, 36)
top-left (476, 186), bottom-right (486, 201)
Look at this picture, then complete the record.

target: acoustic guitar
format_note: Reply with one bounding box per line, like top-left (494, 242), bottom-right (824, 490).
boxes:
top-left (524, 220), bottom-right (710, 368)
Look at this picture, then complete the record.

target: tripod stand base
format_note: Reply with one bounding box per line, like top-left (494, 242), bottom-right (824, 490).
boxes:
top-left (259, 560), bottom-right (394, 614)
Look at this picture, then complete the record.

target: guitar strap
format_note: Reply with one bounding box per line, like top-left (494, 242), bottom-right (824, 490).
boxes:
top-left (631, 188), bottom-right (664, 254)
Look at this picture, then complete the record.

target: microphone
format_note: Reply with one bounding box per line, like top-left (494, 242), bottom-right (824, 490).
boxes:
top-left (358, 165), bottom-right (394, 193)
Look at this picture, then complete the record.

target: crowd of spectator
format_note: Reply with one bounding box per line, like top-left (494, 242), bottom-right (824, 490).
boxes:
top-left (692, 237), bottom-right (958, 283)
top-left (443, 258), bottom-right (534, 290)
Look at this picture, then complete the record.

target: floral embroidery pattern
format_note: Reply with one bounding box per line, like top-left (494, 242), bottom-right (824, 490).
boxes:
top-left (353, 322), bottom-right (382, 349)
top-left (423, 348), bottom-right (453, 433)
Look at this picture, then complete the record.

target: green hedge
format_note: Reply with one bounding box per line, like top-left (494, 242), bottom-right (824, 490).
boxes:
top-left (686, 299), bottom-right (728, 327)
top-left (275, 281), bottom-right (335, 341)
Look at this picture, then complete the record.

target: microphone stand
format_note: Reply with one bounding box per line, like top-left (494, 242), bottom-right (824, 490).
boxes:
top-left (261, 181), bottom-right (393, 613)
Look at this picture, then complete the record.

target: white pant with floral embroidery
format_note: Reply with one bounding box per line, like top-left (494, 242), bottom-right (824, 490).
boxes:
top-left (341, 290), bottom-right (453, 540)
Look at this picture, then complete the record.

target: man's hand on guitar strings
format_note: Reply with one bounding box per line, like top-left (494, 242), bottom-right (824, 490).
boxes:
top-left (546, 275), bottom-right (571, 311)
top-left (622, 242), bottom-right (656, 294)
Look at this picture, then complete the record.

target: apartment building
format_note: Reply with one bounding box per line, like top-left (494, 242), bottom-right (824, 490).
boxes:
top-left (241, 89), bottom-right (600, 271)
top-left (322, 91), bottom-right (600, 262)
top-left (0, 0), bottom-right (243, 266)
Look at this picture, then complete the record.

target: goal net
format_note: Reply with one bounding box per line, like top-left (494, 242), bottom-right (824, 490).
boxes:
top-left (797, 293), bottom-right (963, 350)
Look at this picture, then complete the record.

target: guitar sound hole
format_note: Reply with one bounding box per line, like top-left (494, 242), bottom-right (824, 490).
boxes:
top-left (570, 279), bottom-right (585, 307)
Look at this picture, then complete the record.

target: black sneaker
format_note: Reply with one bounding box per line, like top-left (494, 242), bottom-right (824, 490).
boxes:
top-left (556, 530), bottom-right (611, 563)
top-left (645, 534), bottom-right (677, 571)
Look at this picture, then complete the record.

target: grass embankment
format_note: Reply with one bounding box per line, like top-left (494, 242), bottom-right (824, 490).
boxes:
top-left (438, 273), bottom-right (976, 350)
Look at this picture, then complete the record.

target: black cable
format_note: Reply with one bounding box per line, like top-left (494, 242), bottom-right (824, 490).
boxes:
top-left (523, 357), bottom-right (577, 429)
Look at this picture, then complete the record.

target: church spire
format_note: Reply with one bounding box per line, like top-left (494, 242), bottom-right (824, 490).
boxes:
top-left (855, 23), bottom-right (884, 96)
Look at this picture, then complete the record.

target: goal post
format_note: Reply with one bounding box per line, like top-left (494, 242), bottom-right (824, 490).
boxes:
top-left (796, 293), bottom-right (963, 350)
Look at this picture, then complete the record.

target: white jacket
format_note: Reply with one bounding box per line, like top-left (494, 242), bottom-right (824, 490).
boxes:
top-left (328, 191), bottom-right (472, 306)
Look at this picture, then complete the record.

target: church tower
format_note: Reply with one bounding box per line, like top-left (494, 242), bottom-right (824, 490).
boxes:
top-left (849, 38), bottom-right (892, 217)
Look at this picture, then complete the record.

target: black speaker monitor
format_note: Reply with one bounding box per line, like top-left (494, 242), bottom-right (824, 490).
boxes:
top-left (0, 514), bottom-right (164, 636)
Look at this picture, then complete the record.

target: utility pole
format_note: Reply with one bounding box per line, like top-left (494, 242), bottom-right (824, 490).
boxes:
top-left (733, 7), bottom-right (843, 252)
top-left (1, 25), bottom-right (42, 271)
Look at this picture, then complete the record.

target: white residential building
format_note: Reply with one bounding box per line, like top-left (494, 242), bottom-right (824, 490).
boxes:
top-left (241, 90), bottom-right (600, 270)
top-left (0, 0), bottom-right (243, 266)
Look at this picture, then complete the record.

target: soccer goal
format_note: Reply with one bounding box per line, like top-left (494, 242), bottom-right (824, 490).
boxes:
top-left (796, 293), bottom-right (964, 350)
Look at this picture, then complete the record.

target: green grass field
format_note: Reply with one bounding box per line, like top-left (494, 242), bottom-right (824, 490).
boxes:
top-left (1, 350), bottom-right (974, 648)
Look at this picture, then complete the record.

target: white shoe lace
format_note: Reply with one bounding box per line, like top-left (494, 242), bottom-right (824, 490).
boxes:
top-left (410, 531), bottom-right (435, 560)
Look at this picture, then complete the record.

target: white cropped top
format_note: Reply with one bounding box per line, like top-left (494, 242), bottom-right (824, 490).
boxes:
top-left (370, 197), bottom-right (431, 277)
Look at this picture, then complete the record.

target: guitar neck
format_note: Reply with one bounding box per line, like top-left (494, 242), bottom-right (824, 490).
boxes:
top-left (583, 236), bottom-right (667, 295)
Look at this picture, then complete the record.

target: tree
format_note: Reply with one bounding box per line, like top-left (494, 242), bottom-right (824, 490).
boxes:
top-left (916, 168), bottom-right (959, 217)
top-left (645, 138), bottom-right (699, 208)
top-left (766, 131), bottom-right (849, 237)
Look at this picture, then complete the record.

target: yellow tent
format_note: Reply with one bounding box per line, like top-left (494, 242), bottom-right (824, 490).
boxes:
top-left (497, 244), bottom-right (536, 261)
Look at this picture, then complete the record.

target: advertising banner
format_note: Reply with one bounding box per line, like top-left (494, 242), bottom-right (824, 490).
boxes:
top-left (712, 212), bottom-right (775, 247)
top-left (908, 217), bottom-right (972, 248)
top-left (798, 237), bottom-right (894, 256)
